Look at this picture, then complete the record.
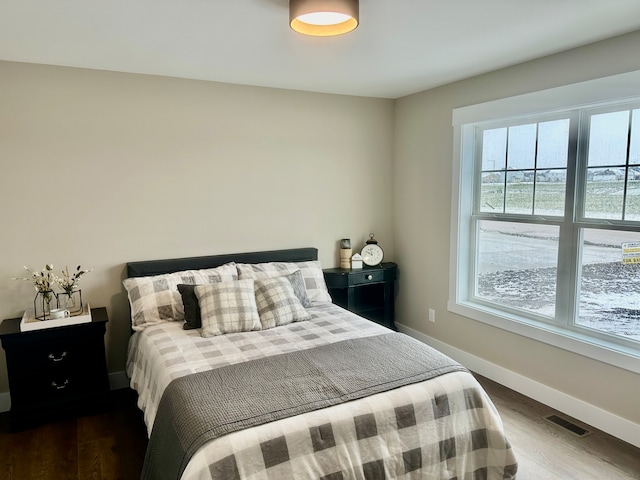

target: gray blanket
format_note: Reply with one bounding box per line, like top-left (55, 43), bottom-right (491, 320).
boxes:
top-left (141, 332), bottom-right (467, 480)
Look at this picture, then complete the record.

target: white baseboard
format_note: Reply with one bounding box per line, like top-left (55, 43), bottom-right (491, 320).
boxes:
top-left (0, 391), bottom-right (10, 413)
top-left (396, 322), bottom-right (640, 449)
top-left (0, 370), bottom-right (131, 414)
top-left (109, 370), bottom-right (130, 390)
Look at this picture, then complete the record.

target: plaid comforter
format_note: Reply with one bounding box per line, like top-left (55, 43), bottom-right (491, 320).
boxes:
top-left (127, 303), bottom-right (518, 480)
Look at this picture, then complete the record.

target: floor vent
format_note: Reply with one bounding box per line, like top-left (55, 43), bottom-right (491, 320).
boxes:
top-left (543, 414), bottom-right (592, 438)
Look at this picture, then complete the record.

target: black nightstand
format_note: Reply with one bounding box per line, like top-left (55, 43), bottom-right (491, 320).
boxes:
top-left (0, 307), bottom-right (110, 430)
top-left (323, 262), bottom-right (398, 330)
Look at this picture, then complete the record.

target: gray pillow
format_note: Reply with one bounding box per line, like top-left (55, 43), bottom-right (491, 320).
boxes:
top-left (177, 284), bottom-right (202, 330)
top-left (284, 270), bottom-right (312, 308)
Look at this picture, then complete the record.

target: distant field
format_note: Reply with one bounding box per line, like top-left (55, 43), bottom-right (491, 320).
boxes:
top-left (480, 180), bottom-right (640, 219)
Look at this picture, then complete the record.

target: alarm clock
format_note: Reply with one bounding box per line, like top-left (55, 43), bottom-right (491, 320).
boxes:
top-left (361, 233), bottom-right (384, 266)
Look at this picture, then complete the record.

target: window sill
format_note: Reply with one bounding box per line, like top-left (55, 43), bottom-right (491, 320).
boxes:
top-left (447, 300), bottom-right (640, 375)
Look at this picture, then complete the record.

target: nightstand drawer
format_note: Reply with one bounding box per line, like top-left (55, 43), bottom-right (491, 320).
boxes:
top-left (19, 338), bottom-right (82, 369)
top-left (350, 270), bottom-right (385, 285)
top-left (15, 370), bottom-right (79, 404)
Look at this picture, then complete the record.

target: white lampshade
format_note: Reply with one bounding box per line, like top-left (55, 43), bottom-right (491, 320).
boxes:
top-left (290, 0), bottom-right (359, 37)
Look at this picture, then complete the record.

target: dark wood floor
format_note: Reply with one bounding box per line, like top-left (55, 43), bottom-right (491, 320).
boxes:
top-left (0, 389), bottom-right (147, 480)
top-left (0, 378), bottom-right (638, 479)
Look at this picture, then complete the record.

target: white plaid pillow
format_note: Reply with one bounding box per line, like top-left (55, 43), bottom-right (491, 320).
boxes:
top-left (123, 263), bottom-right (237, 331)
top-left (196, 265), bottom-right (238, 284)
top-left (254, 276), bottom-right (311, 329)
top-left (237, 261), bottom-right (331, 304)
top-left (195, 279), bottom-right (261, 337)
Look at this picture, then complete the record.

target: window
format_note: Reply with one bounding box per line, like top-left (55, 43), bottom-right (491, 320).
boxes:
top-left (450, 74), bottom-right (640, 372)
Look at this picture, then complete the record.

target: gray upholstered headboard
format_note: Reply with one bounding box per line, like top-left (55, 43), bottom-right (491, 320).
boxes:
top-left (126, 247), bottom-right (318, 278)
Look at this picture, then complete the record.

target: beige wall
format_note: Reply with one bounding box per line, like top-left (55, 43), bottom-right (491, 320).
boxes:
top-left (0, 61), bottom-right (395, 390)
top-left (393, 30), bottom-right (640, 425)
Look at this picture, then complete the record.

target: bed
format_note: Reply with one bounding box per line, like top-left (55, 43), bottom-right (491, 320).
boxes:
top-left (124, 247), bottom-right (517, 480)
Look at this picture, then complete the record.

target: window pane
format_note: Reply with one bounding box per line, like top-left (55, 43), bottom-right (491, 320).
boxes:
top-left (505, 171), bottom-right (533, 214)
top-left (587, 111), bottom-right (629, 167)
top-left (585, 168), bottom-right (624, 220)
top-left (628, 109), bottom-right (640, 220)
top-left (480, 172), bottom-right (505, 213)
top-left (626, 176), bottom-right (640, 221)
top-left (576, 229), bottom-right (640, 341)
top-left (534, 170), bottom-right (566, 216)
top-left (475, 220), bottom-right (559, 317)
top-left (482, 128), bottom-right (507, 171)
top-left (538, 119), bottom-right (570, 169)
top-left (507, 123), bottom-right (536, 170)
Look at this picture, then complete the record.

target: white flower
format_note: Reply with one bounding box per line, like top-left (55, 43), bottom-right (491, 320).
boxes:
top-left (56, 265), bottom-right (92, 294)
top-left (13, 264), bottom-right (58, 292)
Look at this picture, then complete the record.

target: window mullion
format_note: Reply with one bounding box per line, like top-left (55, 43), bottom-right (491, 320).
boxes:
top-left (622, 109), bottom-right (632, 220)
top-left (555, 111), bottom-right (582, 327)
top-left (532, 123), bottom-right (539, 215)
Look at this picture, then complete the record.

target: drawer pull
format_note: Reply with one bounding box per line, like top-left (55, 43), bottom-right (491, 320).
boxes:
top-left (48, 352), bottom-right (68, 362)
top-left (366, 274), bottom-right (373, 280)
top-left (51, 379), bottom-right (69, 390)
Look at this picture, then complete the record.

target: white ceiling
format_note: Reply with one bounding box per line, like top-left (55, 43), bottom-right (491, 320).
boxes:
top-left (2, 0), bottom-right (640, 99)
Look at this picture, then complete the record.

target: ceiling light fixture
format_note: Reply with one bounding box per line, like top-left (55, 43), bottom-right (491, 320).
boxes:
top-left (290, 0), bottom-right (359, 37)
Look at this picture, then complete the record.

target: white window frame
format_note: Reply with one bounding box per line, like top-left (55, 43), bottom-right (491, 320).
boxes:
top-left (449, 71), bottom-right (640, 374)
